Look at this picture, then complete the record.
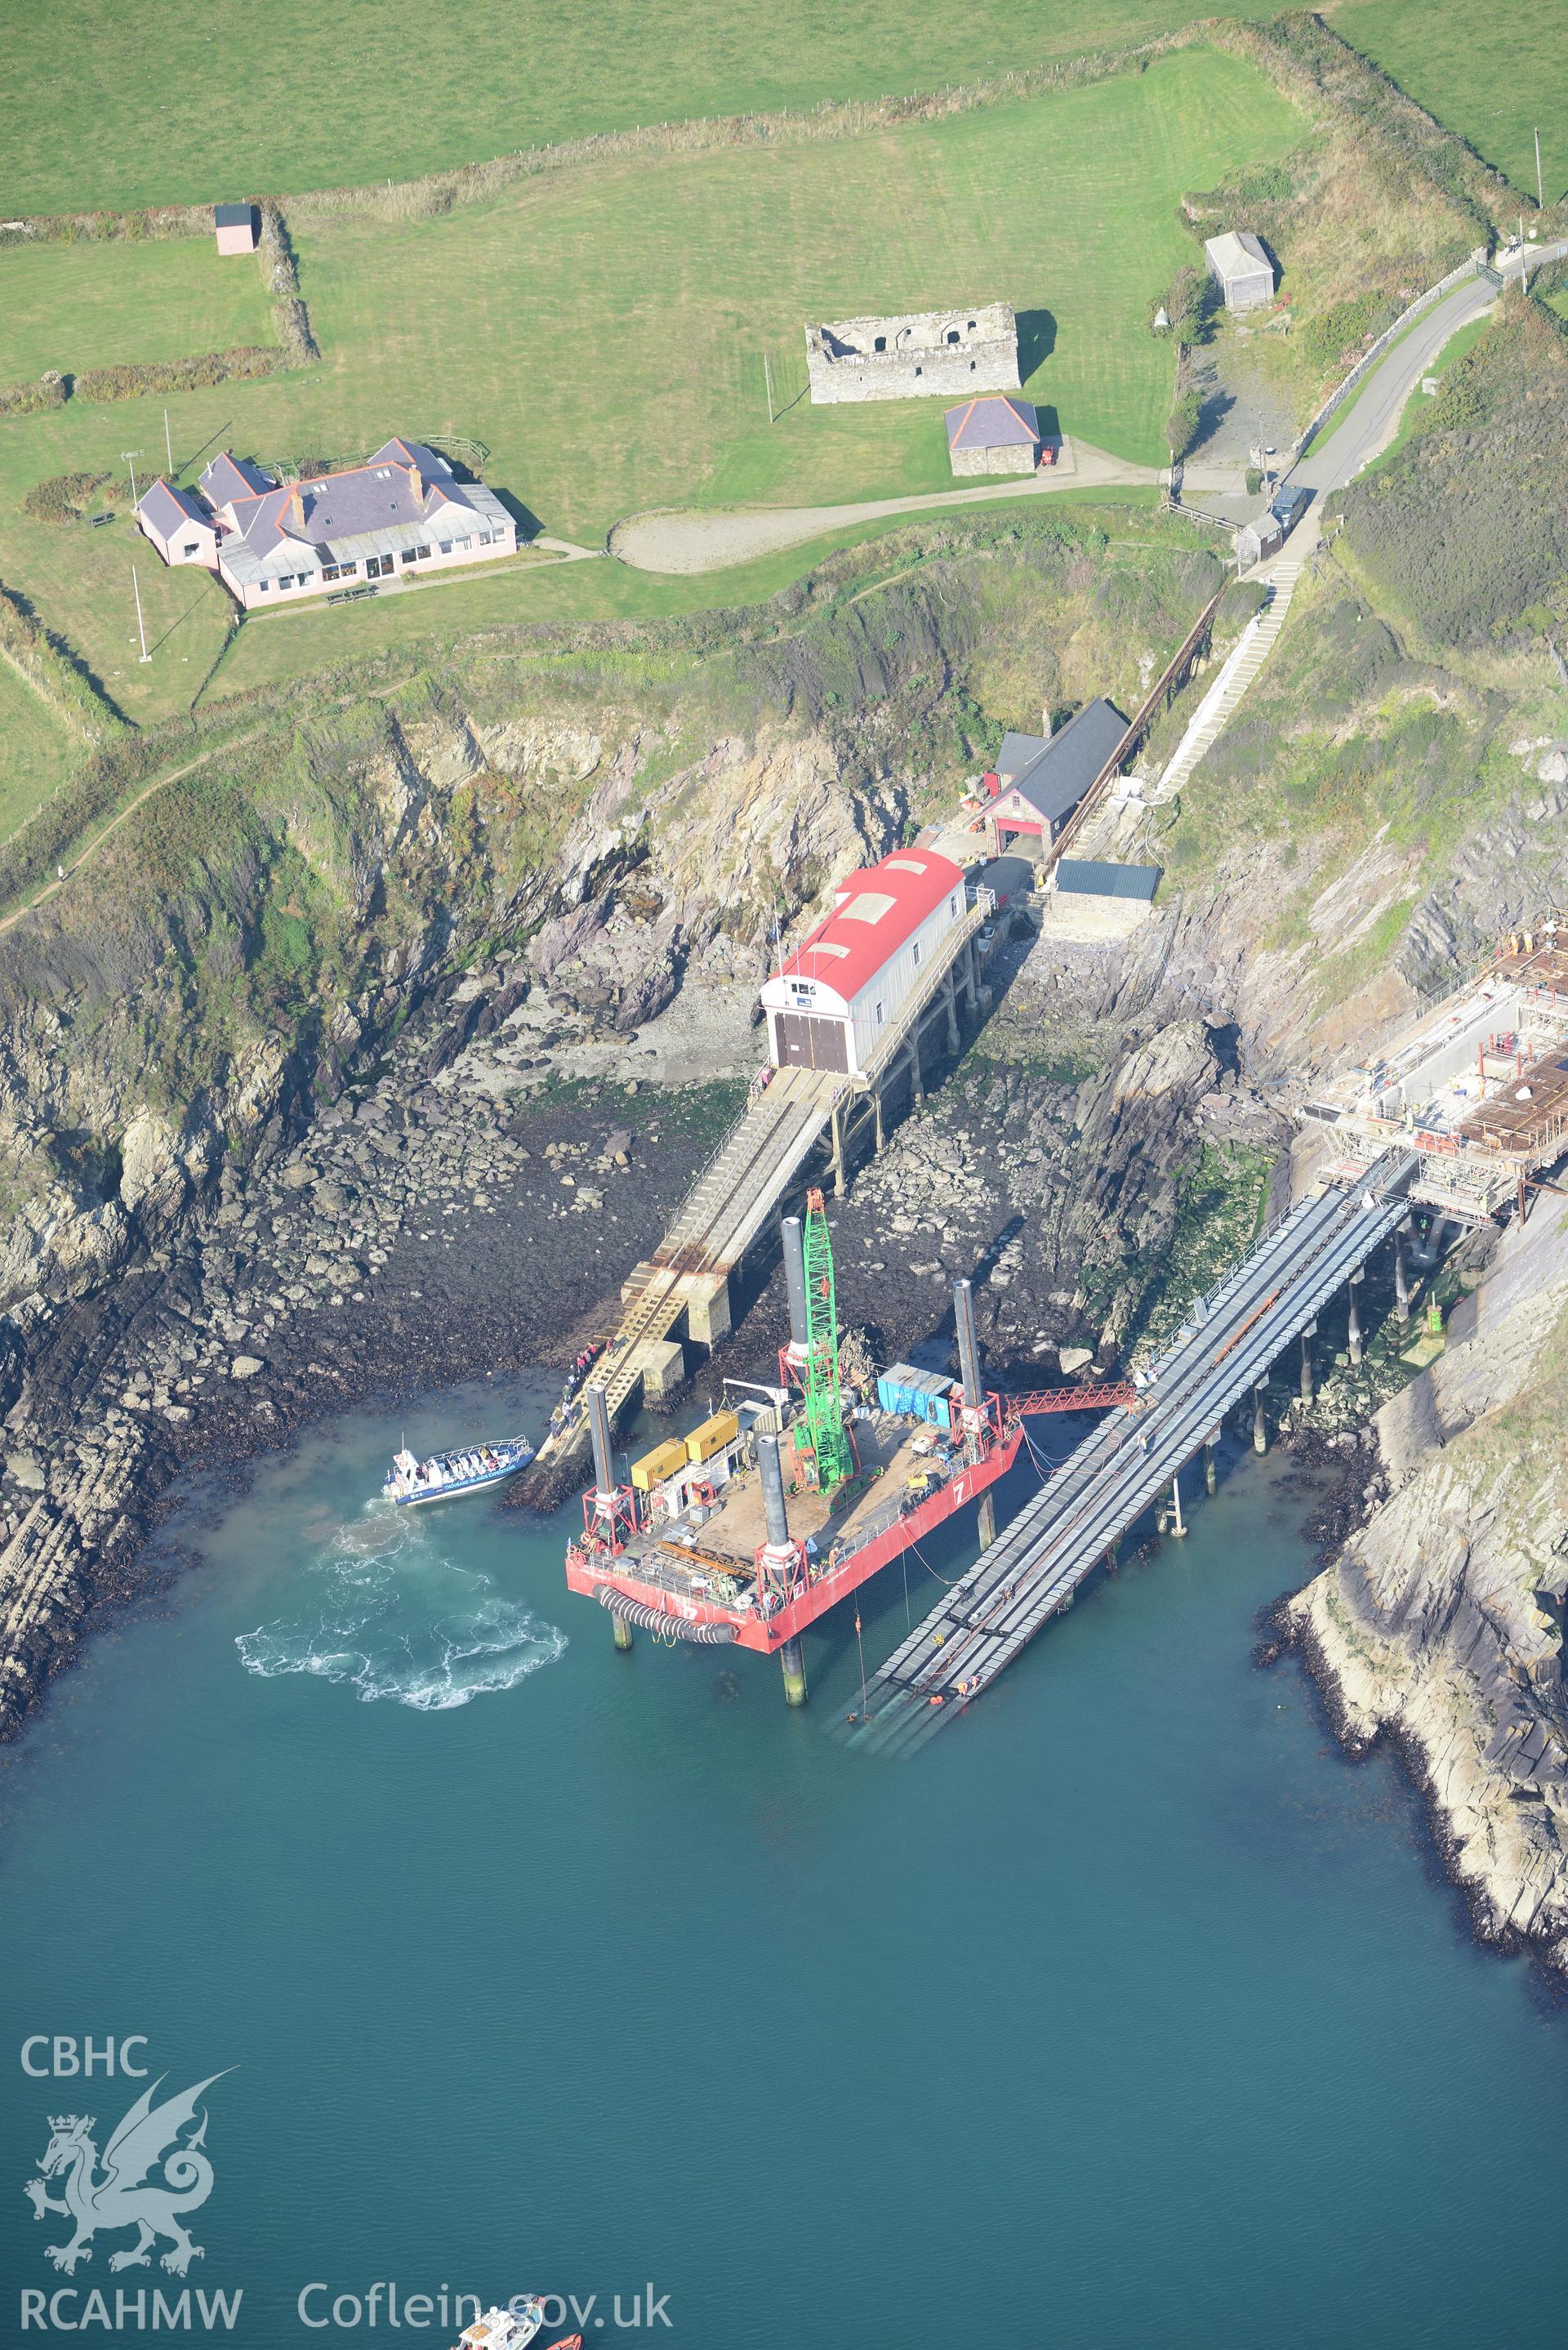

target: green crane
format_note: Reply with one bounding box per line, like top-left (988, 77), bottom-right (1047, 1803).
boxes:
top-left (796, 1187), bottom-right (854, 1492)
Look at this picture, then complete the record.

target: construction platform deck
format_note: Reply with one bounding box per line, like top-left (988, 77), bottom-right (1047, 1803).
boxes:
top-left (1306, 926), bottom-right (1568, 1215)
top-left (568, 1415), bottom-right (1023, 1655)
top-left (657, 1419), bottom-right (947, 1569)
top-left (848, 1148), bottom-right (1419, 1754)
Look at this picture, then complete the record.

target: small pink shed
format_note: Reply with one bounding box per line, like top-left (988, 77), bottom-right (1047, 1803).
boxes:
top-left (213, 203), bottom-right (258, 256)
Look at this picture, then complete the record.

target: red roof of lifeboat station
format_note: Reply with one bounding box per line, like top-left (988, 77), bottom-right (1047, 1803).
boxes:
top-left (781, 849), bottom-right (966, 1001)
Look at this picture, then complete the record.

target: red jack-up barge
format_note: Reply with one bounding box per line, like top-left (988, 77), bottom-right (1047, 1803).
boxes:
top-left (565, 1193), bottom-right (1132, 1705)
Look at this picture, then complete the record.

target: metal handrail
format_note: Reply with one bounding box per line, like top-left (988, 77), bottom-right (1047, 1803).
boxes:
top-left (1047, 589), bottom-right (1224, 867)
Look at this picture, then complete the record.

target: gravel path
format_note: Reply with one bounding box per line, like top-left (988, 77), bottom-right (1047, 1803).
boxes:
top-left (608, 439), bottom-right (1165, 575)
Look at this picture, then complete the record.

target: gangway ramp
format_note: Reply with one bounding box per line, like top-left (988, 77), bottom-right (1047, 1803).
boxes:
top-left (655, 1064), bottom-right (843, 1273)
top-left (536, 883), bottom-right (998, 1474)
top-left (850, 1148), bottom-right (1419, 1756)
top-left (535, 1065), bottom-right (841, 1465)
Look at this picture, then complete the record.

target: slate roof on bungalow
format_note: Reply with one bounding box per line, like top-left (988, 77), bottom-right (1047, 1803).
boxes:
top-left (198, 453), bottom-right (274, 506)
top-left (201, 438), bottom-right (506, 583)
top-left (136, 479), bottom-right (209, 535)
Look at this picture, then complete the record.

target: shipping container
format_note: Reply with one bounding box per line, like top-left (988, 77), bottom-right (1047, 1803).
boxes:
top-left (876, 1364), bottom-right (924, 1416)
top-left (685, 1409), bottom-right (740, 1465)
top-left (908, 1370), bottom-right (955, 1427)
top-left (630, 1438), bottom-right (688, 1492)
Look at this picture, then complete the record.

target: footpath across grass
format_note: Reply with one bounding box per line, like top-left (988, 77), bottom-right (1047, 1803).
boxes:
top-left (203, 488), bottom-right (1161, 702)
top-left (3, 0), bottom-right (1237, 216)
top-left (1334, 0), bottom-right (1568, 202)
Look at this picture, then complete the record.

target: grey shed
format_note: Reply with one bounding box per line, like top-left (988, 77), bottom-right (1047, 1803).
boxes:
top-left (1204, 230), bottom-right (1275, 313)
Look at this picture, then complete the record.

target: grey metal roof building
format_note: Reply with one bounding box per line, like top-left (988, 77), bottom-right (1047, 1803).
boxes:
top-left (212, 202), bottom-right (259, 252)
top-left (1204, 230), bottom-right (1275, 313)
top-left (996, 698), bottom-right (1130, 827)
top-left (1054, 858), bottom-right (1160, 900)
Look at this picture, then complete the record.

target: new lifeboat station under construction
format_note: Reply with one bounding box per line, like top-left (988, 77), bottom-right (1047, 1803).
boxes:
top-left (546, 765), bottom-right (1568, 1731)
top-left (1307, 921), bottom-right (1568, 1220)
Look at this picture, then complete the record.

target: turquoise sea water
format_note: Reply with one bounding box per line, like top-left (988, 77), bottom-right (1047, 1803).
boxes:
top-left (2, 1371), bottom-right (1566, 2349)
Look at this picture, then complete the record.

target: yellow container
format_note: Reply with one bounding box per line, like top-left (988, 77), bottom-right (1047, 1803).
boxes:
top-left (631, 1438), bottom-right (688, 1492)
top-left (684, 1409), bottom-right (740, 1466)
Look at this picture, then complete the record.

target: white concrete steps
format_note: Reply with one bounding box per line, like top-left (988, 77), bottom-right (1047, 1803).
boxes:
top-left (1152, 558), bottom-right (1307, 802)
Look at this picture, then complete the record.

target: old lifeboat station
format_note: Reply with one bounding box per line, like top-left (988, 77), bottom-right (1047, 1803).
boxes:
top-left (760, 849), bottom-right (970, 1075)
top-left (534, 843), bottom-right (996, 1474)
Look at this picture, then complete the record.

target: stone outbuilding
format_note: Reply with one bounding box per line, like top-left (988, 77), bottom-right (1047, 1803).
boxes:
top-left (806, 302), bottom-right (1018, 404)
top-left (944, 395), bottom-right (1040, 476)
top-left (983, 699), bottom-right (1130, 855)
top-left (1235, 508), bottom-right (1283, 569)
top-left (213, 203), bottom-right (259, 256)
top-left (1204, 230), bottom-right (1275, 313)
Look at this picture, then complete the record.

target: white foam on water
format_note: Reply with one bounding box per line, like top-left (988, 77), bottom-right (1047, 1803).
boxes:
top-left (235, 1502), bottom-right (567, 1709)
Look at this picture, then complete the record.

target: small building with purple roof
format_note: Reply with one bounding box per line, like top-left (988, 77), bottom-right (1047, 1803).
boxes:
top-left (944, 394), bottom-right (1041, 477)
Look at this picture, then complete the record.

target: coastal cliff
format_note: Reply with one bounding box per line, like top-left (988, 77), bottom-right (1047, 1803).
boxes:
top-left (0, 519), bottom-right (1232, 1735)
top-left (1289, 1200), bottom-right (1568, 1975)
top-left (6, 479), bottom-right (1568, 1993)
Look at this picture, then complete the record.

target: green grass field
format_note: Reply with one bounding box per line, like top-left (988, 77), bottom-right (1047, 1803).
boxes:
top-left (1334, 0), bottom-right (1568, 201)
top-left (200, 487), bottom-right (1160, 701)
top-left (0, 658), bottom-right (81, 837)
top-left (0, 238), bottom-right (275, 383)
top-left (0, 46), bottom-right (1300, 731)
top-left (294, 51), bottom-right (1295, 531)
top-left (1, 0), bottom-right (1240, 216)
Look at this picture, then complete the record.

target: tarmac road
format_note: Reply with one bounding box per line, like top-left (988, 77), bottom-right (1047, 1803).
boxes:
top-left (1291, 242), bottom-right (1568, 497)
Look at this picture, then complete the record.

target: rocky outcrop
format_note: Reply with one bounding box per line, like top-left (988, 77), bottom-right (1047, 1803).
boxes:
top-left (1289, 1197), bottom-right (1568, 1974)
top-left (0, 955), bottom-right (733, 1738)
top-left (0, 1421), bottom-right (156, 1740)
top-left (844, 920), bottom-right (1285, 1370)
top-left (0, 693), bottom-right (915, 1329)
top-left (0, 1189), bottom-right (131, 1306)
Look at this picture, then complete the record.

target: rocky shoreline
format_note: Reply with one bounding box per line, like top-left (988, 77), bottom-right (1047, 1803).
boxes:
top-left (1281, 1196), bottom-right (1568, 1981)
top-left (0, 894), bottom-right (1289, 1742)
top-left (0, 961), bottom-right (748, 1740)
top-left (2, 875), bottom-right (1565, 1995)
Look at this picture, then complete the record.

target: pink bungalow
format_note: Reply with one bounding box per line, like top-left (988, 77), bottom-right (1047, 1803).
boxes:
top-left (134, 439), bottom-right (519, 611)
